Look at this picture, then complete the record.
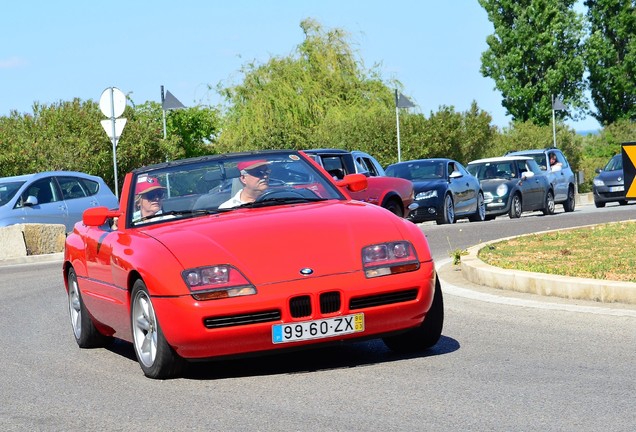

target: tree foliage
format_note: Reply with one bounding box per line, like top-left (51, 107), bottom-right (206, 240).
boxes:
top-left (479, 0), bottom-right (587, 125)
top-left (216, 18), bottom-right (397, 153)
top-left (584, 0), bottom-right (636, 125)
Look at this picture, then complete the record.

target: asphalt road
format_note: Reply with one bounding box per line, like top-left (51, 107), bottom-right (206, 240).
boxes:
top-left (1, 202), bottom-right (635, 431)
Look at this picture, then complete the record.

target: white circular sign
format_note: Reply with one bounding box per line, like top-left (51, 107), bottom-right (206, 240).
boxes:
top-left (99, 87), bottom-right (126, 118)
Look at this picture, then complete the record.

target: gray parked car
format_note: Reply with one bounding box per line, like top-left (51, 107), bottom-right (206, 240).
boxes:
top-left (506, 147), bottom-right (576, 213)
top-left (593, 154), bottom-right (629, 207)
top-left (0, 171), bottom-right (118, 232)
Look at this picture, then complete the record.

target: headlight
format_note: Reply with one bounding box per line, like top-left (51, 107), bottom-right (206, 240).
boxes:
top-left (496, 184), bottom-right (509, 196)
top-left (182, 265), bottom-right (256, 300)
top-left (415, 190), bottom-right (438, 200)
top-left (362, 241), bottom-right (420, 278)
top-left (593, 179), bottom-right (604, 187)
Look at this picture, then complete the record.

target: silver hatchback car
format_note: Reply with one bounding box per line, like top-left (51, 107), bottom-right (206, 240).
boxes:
top-left (0, 171), bottom-right (119, 232)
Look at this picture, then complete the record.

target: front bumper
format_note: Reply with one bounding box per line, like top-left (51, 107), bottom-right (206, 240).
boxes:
top-left (153, 262), bottom-right (437, 359)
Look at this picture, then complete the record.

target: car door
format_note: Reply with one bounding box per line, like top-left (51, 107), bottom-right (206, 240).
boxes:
top-left (448, 162), bottom-right (474, 214)
top-left (547, 151), bottom-right (568, 202)
top-left (19, 177), bottom-right (69, 228)
top-left (515, 160), bottom-right (542, 208)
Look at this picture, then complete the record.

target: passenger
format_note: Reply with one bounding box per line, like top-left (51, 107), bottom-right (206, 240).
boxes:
top-left (549, 153), bottom-right (562, 168)
top-left (219, 160), bottom-right (271, 209)
top-left (133, 176), bottom-right (166, 221)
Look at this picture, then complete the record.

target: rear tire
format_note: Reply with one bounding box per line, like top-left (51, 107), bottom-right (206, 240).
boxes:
top-left (131, 279), bottom-right (186, 379)
top-left (383, 198), bottom-right (404, 218)
top-left (67, 267), bottom-right (111, 348)
top-left (468, 192), bottom-right (486, 222)
top-left (563, 186), bottom-right (576, 212)
top-left (383, 277), bottom-right (444, 352)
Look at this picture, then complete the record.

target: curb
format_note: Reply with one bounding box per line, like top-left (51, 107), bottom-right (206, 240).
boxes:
top-left (458, 240), bottom-right (636, 305)
top-left (0, 252), bottom-right (63, 267)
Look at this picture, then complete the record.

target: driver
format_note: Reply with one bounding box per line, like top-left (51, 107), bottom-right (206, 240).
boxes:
top-left (219, 160), bottom-right (270, 208)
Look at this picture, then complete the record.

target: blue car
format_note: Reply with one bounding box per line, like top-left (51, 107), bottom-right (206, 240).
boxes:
top-left (0, 171), bottom-right (118, 232)
top-left (386, 158), bottom-right (485, 224)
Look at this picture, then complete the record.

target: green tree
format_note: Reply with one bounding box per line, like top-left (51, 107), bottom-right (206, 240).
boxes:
top-left (479, 0), bottom-right (587, 125)
top-left (584, 0), bottom-right (636, 125)
top-left (216, 18), bottom-right (398, 153)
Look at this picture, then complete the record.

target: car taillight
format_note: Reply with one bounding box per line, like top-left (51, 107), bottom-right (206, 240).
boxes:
top-left (181, 265), bottom-right (256, 301)
top-left (362, 241), bottom-right (419, 278)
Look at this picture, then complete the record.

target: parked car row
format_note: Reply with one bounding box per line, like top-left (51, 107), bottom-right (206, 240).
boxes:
top-left (385, 147), bottom-right (583, 224)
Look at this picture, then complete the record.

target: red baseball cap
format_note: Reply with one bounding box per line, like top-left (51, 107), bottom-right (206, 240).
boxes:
top-left (135, 176), bottom-right (166, 195)
top-left (238, 160), bottom-right (269, 172)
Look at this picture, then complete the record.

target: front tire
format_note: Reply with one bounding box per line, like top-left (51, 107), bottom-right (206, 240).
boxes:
top-left (383, 276), bottom-right (444, 352)
top-left (508, 194), bottom-right (522, 218)
top-left (595, 201), bottom-right (605, 208)
top-left (542, 190), bottom-right (556, 215)
top-left (67, 267), bottom-right (110, 348)
top-left (436, 194), bottom-right (455, 225)
top-left (131, 279), bottom-right (185, 379)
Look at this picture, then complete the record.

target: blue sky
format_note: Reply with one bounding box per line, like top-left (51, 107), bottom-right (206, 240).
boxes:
top-left (1, 1), bottom-right (600, 133)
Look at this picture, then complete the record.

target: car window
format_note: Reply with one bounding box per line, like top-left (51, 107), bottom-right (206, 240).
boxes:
top-left (58, 176), bottom-right (88, 200)
top-left (21, 177), bottom-right (60, 206)
top-left (359, 156), bottom-right (380, 176)
top-left (0, 181), bottom-right (25, 207)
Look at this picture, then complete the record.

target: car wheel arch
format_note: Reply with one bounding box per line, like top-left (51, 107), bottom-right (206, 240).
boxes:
top-left (380, 192), bottom-right (405, 217)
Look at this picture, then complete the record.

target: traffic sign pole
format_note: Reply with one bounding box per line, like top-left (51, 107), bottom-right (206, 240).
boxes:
top-left (99, 87), bottom-right (127, 199)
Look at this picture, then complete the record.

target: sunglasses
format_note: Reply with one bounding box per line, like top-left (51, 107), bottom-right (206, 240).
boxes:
top-left (244, 168), bottom-right (271, 178)
top-left (143, 190), bottom-right (165, 201)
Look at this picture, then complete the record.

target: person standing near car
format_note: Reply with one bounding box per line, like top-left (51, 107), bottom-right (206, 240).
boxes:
top-left (219, 160), bottom-right (270, 208)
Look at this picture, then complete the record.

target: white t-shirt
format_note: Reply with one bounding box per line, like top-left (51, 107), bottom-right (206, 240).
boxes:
top-left (219, 190), bottom-right (245, 209)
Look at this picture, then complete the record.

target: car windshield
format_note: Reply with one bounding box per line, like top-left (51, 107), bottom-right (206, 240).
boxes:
top-left (386, 161), bottom-right (445, 180)
top-left (604, 155), bottom-right (622, 171)
top-left (0, 181), bottom-right (25, 207)
top-left (468, 162), bottom-right (515, 180)
top-left (127, 151), bottom-right (343, 226)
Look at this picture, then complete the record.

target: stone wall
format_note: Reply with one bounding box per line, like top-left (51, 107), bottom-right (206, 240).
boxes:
top-left (0, 224), bottom-right (65, 260)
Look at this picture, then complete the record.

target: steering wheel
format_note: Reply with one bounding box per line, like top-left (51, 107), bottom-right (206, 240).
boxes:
top-left (255, 188), bottom-right (317, 202)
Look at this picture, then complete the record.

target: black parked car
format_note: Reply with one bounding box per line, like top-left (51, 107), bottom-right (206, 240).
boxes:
top-left (593, 154), bottom-right (629, 207)
top-left (385, 158), bottom-right (485, 224)
top-left (467, 156), bottom-right (555, 220)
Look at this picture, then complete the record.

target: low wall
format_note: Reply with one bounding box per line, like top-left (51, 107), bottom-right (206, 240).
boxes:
top-left (0, 224), bottom-right (66, 260)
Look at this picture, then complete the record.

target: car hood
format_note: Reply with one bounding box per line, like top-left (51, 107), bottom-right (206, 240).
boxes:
top-left (137, 201), bottom-right (416, 284)
top-left (412, 179), bottom-right (446, 191)
top-left (595, 169), bottom-right (624, 185)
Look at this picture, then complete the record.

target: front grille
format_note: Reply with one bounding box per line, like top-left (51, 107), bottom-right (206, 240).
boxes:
top-left (290, 295), bottom-right (311, 318)
top-left (320, 291), bottom-right (341, 314)
top-left (599, 191), bottom-right (625, 199)
top-left (203, 310), bottom-right (281, 329)
top-left (349, 289), bottom-right (418, 310)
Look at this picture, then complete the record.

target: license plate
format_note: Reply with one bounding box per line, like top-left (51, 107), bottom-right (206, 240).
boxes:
top-left (272, 313), bottom-right (364, 344)
top-left (609, 186), bottom-right (624, 192)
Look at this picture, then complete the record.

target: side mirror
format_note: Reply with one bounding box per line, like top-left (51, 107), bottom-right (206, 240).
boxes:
top-left (551, 164), bottom-right (562, 172)
top-left (449, 170), bottom-right (463, 179)
top-left (83, 206), bottom-right (121, 227)
top-left (336, 173), bottom-right (368, 192)
top-left (24, 195), bottom-right (38, 207)
top-left (521, 171), bottom-right (535, 179)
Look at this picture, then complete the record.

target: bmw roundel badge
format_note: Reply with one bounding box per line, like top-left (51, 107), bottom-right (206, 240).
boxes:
top-left (300, 268), bottom-right (314, 275)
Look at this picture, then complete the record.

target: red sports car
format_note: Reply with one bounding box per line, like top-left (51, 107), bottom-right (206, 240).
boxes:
top-left (63, 150), bottom-right (443, 379)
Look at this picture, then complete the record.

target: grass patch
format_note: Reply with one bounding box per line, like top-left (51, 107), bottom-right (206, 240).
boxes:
top-left (477, 221), bottom-right (636, 283)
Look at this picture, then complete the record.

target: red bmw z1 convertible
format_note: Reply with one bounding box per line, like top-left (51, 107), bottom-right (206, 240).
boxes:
top-left (63, 150), bottom-right (443, 379)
